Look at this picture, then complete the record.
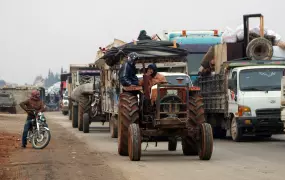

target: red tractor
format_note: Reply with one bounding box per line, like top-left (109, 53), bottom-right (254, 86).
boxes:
top-left (117, 57), bottom-right (214, 161)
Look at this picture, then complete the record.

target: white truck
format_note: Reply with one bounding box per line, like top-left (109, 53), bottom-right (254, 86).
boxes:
top-left (200, 60), bottom-right (285, 141)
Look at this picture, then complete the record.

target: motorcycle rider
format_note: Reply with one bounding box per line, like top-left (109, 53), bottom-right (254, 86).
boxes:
top-left (20, 90), bottom-right (45, 148)
top-left (119, 52), bottom-right (140, 87)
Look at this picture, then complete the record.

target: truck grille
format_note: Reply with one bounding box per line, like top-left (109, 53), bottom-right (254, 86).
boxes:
top-left (255, 108), bottom-right (280, 118)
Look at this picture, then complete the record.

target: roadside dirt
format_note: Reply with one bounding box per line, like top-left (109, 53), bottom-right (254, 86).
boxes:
top-left (0, 113), bottom-right (126, 180)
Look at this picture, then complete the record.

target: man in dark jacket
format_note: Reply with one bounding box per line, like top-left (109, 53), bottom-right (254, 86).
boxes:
top-left (119, 52), bottom-right (139, 87)
top-left (137, 30), bottom-right (152, 41)
top-left (20, 90), bottom-right (45, 148)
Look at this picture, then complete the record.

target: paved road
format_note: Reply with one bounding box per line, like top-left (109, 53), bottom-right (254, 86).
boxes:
top-left (49, 112), bottom-right (285, 180)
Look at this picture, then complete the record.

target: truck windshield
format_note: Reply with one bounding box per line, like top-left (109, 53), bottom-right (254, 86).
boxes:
top-left (239, 68), bottom-right (284, 91)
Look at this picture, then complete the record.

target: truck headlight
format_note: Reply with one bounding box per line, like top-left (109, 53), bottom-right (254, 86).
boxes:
top-left (238, 105), bottom-right (252, 117)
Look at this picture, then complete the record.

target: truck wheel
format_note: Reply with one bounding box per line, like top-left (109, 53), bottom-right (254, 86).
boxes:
top-left (69, 109), bottom-right (72, 120)
top-left (63, 111), bottom-right (68, 116)
top-left (198, 123), bottom-right (213, 160)
top-left (118, 92), bottom-right (139, 156)
top-left (128, 123), bottom-right (141, 161)
top-left (78, 105), bottom-right (83, 131)
top-left (168, 137), bottom-right (177, 151)
top-left (9, 107), bottom-right (16, 114)
top-left (72, 104), bottom-right (78, 128)
top-left (231, 117), bottom-right (243, 142)
top-left (83, 113), bottom-right (90, 133)
top-left (110, 116), bottom-right (118, 138)
top-left (213, 127), bottom-right (227, 139)
top-left (182, 137), bottom-right (198, 156)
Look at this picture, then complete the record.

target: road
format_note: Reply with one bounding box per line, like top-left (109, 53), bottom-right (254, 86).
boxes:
top-left (1, 112), bottom-right (285, 180)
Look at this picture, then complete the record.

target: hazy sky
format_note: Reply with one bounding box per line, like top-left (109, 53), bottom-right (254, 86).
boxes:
top-left (0, 0), bottom-right (282, 85)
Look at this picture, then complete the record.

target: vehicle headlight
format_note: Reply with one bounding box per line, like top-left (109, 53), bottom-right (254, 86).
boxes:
top-left (238, 105), bottom-right (252, 117)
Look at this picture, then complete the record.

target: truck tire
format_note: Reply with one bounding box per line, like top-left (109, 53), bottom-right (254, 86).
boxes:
top-left (69, 109), bottom-right (72, 120)
top-left (9, 107), bottom-right (16, 114)
top-left (231, 117), bottom-right (243, 142)
top-left (78, 105), bottom-right (83, 131)
top-left (72, 104), bottom-right (78, 128)
top-left (168, 137), bottom-right (177, 151)
top-left (63, 111), bottom-right (68, 116)
top-left (128, 123), bottom-right (141, 161)
top-left (246, 37), bottom-right (273, 60)
top-left (198, 123), bottom-right (213, 160)
top-left (83, 113), bottom-right (90, 133)
top-left (110, 116), bottom-right (118, 138)
top-left (118, 92), bottom-right (139, 156)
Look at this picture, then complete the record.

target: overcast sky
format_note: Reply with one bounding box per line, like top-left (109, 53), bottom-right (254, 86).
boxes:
top-left (0, 0), bottom-right (282, 85)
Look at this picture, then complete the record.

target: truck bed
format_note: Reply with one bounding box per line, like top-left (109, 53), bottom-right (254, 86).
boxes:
top-left (198, 74), bottom-right (228, 114)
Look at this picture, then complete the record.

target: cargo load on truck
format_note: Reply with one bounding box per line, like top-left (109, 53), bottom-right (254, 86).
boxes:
top-left (197, 14), bottom-right (285, 141)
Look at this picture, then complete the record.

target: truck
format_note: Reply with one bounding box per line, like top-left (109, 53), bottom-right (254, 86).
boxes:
top-left (198, 14), bottom-right (285, 141)
top-left (0, 91), bottom-right (17, 114)
top-left (98, 39), bottom-right (213, 161)
top-left (157, 29), bottom-right (223, 84)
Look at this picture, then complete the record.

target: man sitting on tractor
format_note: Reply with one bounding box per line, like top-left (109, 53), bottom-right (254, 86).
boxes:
top-left (139, 64), bottom-right (167, 104)
top-left (119, 52), bottom-right (140, 88)
top-left (139, 63), bottom-right (167, 86)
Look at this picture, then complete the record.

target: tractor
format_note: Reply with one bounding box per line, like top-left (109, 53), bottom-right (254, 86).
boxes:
top-left (117, 56), bottom-right (214, 161)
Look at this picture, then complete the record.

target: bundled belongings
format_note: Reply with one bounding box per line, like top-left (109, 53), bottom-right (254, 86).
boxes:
top-left (101, 40), bottom-right (189, 67)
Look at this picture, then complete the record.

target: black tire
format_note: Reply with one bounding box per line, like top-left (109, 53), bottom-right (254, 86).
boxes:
top-left (213, 127), bottom-right (227, 139)
top-left (110, 116), bottom-right (118, 138)
top-left (182, 137), bottom-right (198, 156)
top-left (62, 111), bottom-right (68, 116)
top-left (183, 94), bottom-right (205, 156)
top-left (246, 37), bottom-right (273, 60)
top-left (69, 109), bottom-right (72, 120)
top-left (72, 104), bottom-right (78, 128)
top-left (31, 129), bottom-right (51, 149)
top-left (83, 113), bottom-right (90, 133)
top-left (168, 137), bottom-right (177, 151)
top-left (230, 117), bottom-right (243, 142)
top-left (128, 123), bottom-right (141, 161)
top-left (118, 92), bottom-right (139, 156)
top-left (78, 104), bottom-right (83, 131)
top-left (198, 123), bottom-right (213, 160)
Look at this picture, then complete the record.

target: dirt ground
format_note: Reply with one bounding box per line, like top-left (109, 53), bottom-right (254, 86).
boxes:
top-left (0, 114), bottom-right (126, 180)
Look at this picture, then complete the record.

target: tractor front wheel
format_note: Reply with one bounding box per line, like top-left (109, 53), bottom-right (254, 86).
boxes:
top-left (198, 123), bottom-right (214, 160)
top-left (128, 123), bottom-right (141, 161)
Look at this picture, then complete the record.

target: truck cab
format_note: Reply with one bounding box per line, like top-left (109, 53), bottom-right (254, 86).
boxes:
top-left (200, 60), bottom-right (285, 141)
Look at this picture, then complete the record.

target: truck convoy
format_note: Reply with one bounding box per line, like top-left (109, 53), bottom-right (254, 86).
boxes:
top-left (62, 13), bottom-right (285, 164)
top-left (198, 14), bottom-right (285, 141)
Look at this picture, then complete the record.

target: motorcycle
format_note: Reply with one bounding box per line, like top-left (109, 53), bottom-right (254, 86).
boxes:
top-left (26, 109), bottom-right (51, 149)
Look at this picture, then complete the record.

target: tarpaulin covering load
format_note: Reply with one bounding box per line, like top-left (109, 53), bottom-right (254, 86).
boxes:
top-left (101, 40), bottom-right (189, 67)
top-left (71, 83), bottom-right (93, 111)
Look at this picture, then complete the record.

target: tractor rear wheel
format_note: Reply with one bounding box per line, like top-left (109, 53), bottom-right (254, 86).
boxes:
top-left (198, 123), bottom-right (213, 160)
top-left (118, 92), bottom-right (139, 156)
top-left (78, 104), bottom-right (83, 131)
top-left (128, 123), bottom-right (141, 161)
top-left (168, 137), bottom-right (177, 151)
top-left (72, 104), bottom-right (78, 128)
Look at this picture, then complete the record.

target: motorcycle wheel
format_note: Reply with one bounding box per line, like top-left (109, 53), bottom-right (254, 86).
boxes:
top-left (31, 129), bottom-right (51, 149)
